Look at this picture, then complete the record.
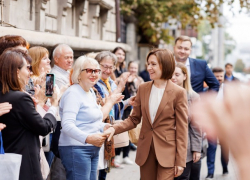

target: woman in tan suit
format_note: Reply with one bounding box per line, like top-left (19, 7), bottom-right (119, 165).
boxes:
top-left (105, 49), bottom-right (188, 180)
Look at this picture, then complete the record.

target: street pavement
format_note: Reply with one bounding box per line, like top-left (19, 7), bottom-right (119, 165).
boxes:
top-left (107, 145), bottom-right (239, 180)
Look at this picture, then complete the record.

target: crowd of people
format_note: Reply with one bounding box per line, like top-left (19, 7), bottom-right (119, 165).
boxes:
top-left (0, 34), bottom-right (248, 180)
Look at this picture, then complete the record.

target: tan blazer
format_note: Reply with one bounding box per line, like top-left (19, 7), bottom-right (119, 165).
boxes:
top-left (113, 80), bottom-right (188, 168)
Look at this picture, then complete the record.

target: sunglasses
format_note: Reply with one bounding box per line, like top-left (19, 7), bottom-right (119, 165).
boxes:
top-left (81, 68), bottom-right (101, 74)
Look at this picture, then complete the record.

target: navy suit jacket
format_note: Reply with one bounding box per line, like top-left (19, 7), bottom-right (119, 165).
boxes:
top-left (189, 58), bottom-right (220, 93)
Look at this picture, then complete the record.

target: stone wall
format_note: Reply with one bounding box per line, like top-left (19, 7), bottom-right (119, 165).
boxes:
top-left (0, 0), bottom-right (130, 52)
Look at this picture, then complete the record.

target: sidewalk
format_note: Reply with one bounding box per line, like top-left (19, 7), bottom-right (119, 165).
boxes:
top-left (107, 145), bottom-right (239, 180)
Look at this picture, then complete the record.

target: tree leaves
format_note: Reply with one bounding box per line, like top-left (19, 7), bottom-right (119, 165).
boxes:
top-left (120, 0), bottom-right (249, 45)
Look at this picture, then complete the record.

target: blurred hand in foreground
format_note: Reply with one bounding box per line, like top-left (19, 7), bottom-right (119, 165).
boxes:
top-left (192, 83), bottom-right (250, 180)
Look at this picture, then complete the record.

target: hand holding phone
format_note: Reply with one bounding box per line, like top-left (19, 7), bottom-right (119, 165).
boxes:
top-left (45, 74), bottom-right (55, 97)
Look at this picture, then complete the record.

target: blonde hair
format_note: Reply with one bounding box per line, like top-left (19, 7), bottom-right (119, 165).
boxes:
top-left (71, 56), bottom-right (100, 84)
top-left (175, 36), bottom-right (192, 46)
top-left (175, 62), bottom-right (194, 95)
top-left (28, 46), bottom-right (49, 76)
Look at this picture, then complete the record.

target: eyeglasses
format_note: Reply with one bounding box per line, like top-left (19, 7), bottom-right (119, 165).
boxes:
top-left (100, 64), bottom-right (116, 71)
top-left (27, 65), bottom-right (32, 72)
top-left (81, 68), bottom-right (101, 74)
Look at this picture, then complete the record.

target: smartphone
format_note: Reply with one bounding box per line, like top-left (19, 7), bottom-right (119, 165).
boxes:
top-left (45, 73), bottom-right (55, 97)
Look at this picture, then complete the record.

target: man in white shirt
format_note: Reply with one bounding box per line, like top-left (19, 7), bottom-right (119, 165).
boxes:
top-left (49, 44), bottom-right (74, 180)
top-left (50, 44), bottom-right (74, 88)
top-left (205, 67), bottom-right (229, 180)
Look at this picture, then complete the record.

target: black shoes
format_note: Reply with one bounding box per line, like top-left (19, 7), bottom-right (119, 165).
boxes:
top-left (205, 174), bottom-right (214, 179)
top-left (223, 168), bottom-right (229, 175)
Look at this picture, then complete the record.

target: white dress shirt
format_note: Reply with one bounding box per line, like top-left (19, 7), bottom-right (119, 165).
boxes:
top-left (216, 83), bottom-right (224, 100)
top-left (185, 58), bottom-right (191, 76)
top-left (149, 84), bottom-right (165, 124)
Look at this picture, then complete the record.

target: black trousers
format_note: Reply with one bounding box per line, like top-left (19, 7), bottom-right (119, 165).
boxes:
top-left (190, 159), bottom-right (201, 180)
top-left (174, 161), bottom-right (193, 180)
top-left (115, 145), bottom-right (130, 158)
top-left (174, 159), bottom-right (201, 180)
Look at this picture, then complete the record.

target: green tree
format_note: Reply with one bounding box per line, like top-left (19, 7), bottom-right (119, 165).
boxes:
top-left (234, 59), bottom-right (245, 72)
top-left (120, 0), bottom-right (250, 45)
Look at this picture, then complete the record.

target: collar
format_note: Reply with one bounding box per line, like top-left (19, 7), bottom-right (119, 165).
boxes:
top-left (185, 58), bottom-right (190, 66)
top-left (53, 65), bottom-right (70, 74)
top-left (174, 57), bottom-right (190, 65)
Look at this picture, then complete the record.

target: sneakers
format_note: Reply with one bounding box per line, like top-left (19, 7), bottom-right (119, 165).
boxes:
top-left (113, 157), bottom-right (124, 169)
top-left (123, 157), bottom-right (134, 165)
top-left (113, 156), bottom-right (124, 169)
top-left (205, 174), bottom-right (214, 179)
top-left (114, 156), bottom-right (122, 164)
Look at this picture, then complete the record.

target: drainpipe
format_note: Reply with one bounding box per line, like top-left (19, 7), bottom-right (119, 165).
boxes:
top-left (115, 0), bottom-right (121, 42)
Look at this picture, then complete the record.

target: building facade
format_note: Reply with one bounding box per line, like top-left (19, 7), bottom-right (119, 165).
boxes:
top-left (0, 0), bottom-right (130, 56)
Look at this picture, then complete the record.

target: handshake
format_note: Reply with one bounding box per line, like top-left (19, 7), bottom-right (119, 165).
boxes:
top-left (85, 124), bottom-right (115, 147)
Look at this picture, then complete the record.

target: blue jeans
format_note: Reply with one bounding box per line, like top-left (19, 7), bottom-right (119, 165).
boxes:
top-left (207, 140), bottom-right (228, 175)
top-left (207, 141), bottom-right (217, 174)
top-left (59, 146), bottom-right (100, 180)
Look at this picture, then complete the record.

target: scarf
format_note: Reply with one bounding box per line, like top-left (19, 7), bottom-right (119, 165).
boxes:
top-left (101, 78), bottom-right (111, 92)
top-left (92, 87), bottom-right (115, 172)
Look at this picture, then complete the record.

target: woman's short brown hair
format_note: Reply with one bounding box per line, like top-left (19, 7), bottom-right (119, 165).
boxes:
top-left (146, 49), bottom-right (175, 80)
top-left (28, 46), bottom-right (49, 76)
top-left (0, 48), bottom-right (30, 94)
top-left (0, 35), bottom-right (27, 55)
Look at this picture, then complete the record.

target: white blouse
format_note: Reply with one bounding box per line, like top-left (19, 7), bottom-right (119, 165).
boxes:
top-left (149, 84), bottom-right (165, 124)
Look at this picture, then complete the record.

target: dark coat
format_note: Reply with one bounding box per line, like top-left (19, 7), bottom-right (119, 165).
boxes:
top-left (189, 58), bottom-right (220, 93)
top-left (0, 89), bottom-right (57, 180)
top-left (139, 70), bottom-right (151, 82)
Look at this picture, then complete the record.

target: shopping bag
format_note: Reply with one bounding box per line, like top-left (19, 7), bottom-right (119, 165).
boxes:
top-left (128, 119), bottom-right (142, 145)
top-left (113, 120), bottom-right (129, 148)
top-left (0, 132), bottom-right (22, 180)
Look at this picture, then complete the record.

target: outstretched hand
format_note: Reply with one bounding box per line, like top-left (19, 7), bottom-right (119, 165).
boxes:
top-left (103, 127), bottom-right (115, 141)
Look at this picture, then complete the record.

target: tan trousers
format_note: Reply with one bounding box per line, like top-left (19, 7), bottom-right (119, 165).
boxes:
top-left (140, 141), bottom-right (175, 180)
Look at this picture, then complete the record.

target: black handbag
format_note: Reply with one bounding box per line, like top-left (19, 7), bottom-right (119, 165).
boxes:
top-left (50, 121), bottom-right (61, 158)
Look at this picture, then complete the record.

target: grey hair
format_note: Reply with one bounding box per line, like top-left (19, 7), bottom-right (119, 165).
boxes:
top-left (52, 44), bottom-right (73, 59)
top-left (95, 51), bottom-right (117, 65)
top-left (71, 56), bottom-right (100, 84)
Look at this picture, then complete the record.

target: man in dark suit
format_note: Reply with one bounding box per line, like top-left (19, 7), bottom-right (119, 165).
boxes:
top-left (174, 36), bottom-right (219, 93)
top-left (174, 36), bottom-right (220, 180)
top-left (224, 63), bottom-right (239, 82)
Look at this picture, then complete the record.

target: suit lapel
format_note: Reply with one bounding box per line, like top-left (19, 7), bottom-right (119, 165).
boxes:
top-left (144, 81), bottom-right (153, 127)
top-left (153, 80), bottom-right (174, 124)
top-left (189, 58), bottom-right (196, 86)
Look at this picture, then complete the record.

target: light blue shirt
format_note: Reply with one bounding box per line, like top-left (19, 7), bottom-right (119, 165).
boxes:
top-left (58, 84), bottom-right (106, 146)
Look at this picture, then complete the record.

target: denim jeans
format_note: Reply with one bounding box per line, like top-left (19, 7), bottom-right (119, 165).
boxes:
top-left (207, 140), bottom-right (217, 174)
top-left (59, 146), bottom-right (100, 180)
top-left (207, 140), bottom-right (229, 175)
